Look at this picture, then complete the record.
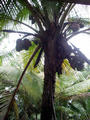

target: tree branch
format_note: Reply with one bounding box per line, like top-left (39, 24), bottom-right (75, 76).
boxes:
top-left (40, 1), bottom-right (50, 28)
top-left (71, 43), bottom-right (90, 64)
top-left (83, 31), bottom-right (90, 35)
top-left (67, 28), bottom-right (90, 40)
top-left (23, 0), bottom-right (44, 32)
top-left (57, 3), bottom-right (68, 23)
top-left (4, 45), bottom-right (41, 120)
top-left (59, 3), bottom-right (73, 30)
top-left (34, 6), bottom-right (47, 28)
top-left (0, 17), bottom-right (38, 33)
top-left (0, 29), bottom-right (37, 36)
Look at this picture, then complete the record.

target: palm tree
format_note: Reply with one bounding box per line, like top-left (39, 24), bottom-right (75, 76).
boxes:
top-left (0, 0), bottom-right (90, 120)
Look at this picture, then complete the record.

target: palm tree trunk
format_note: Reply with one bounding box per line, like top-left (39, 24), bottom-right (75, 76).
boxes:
top-left (41, 35), bottom-right (57, 120)
top-left (41, 62), bottom-right (56, 120)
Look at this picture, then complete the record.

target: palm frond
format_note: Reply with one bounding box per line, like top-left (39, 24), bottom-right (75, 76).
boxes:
top-left (56, 60), bottom-right (90, 99)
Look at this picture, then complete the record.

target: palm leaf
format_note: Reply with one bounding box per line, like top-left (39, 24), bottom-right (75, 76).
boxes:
top-left (56, 60), bottom-right (90, 99)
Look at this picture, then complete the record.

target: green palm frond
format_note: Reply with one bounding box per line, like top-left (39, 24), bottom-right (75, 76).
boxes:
top-left (68, 17), bottom-right (90, 26)
top-left (22, 42), bottom-right (43, 72)
top-left (0, 72), bottom-right (13, 120)
top-left (60, 79), bottom-right (90, 97)
top-left (56, 60), bottom-right (90, 99)
top-left (0, 60), bottom-right (43, 119)
top-left (0, 1), bottom-right (23, 28)
top-left (55, 61), bottom-right (90, 120)
top-left (0, 55), bottom-right (90, 119)
top-left (0, 0), bottom-right (27, 19)
top-left (0, 0), bottom-right (73, 30)
top-left (56, 100), bottom-right (90, 120)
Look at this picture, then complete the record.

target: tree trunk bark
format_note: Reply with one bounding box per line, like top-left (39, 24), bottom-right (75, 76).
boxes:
top-left (41, 34), bottom-right (57, 120)
top-left (41, 61), bottom-right (56, 120)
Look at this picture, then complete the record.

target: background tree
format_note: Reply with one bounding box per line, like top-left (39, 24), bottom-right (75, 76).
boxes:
top-left (0, 0), bottom-right (90, 120)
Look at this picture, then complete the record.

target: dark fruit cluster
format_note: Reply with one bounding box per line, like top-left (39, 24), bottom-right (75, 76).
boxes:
top-left (55, 35), bottom-right (67, 74)
top-left (16, 39), bottom-right (32, 52)
top-left (55, 34), bottom-right (85, 74)
top-left (69, 23), bottom-right (84, 32)
top-left (68, 51), bottom-right (84, 71)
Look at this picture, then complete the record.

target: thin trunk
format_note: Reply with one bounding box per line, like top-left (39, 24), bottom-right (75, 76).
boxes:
top-left (60, 112), bottom-right (63, 120)
top-left (41, 59), bottom-right (56, 120)
top-left (41, 34), bottom-right (57, 120)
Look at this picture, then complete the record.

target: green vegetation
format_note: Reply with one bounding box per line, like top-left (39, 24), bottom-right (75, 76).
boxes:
top-left (0, 0), bottom-right (90, 120)
top-left (0, 51), bottom-right (90, 120)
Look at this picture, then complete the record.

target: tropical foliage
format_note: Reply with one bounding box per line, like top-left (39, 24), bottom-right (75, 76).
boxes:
top-left (0, 51), bottom-right (90, 120)
top-left (0, 0), bottom-right (90, 120)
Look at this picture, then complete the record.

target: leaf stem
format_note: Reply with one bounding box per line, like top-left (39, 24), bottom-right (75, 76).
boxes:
top-left (0, 17), bottom-right (38, 33)
top-left (4, 45), bottom-right (41, 120)
top-left (0, 29), bottom-right (37, 36)
top-left (67, 28), bottom-right (90, 40)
